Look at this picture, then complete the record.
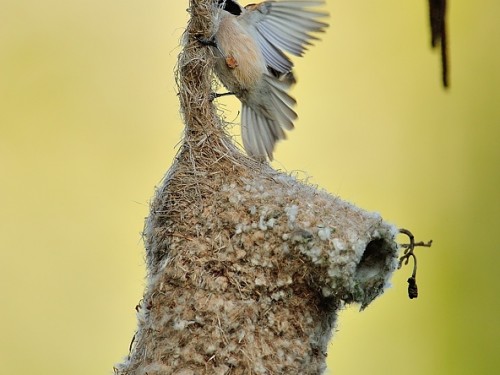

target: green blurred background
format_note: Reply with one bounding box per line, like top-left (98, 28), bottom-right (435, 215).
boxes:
top-left (1, 1), bottom-right (498, 374)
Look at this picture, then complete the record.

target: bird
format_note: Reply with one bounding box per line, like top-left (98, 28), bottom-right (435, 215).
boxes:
top-left (200, 0), bottom-right (328, 161)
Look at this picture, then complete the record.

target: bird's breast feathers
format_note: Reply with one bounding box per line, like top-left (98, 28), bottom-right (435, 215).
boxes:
top-left (215, 14), bottom-right (267, 93)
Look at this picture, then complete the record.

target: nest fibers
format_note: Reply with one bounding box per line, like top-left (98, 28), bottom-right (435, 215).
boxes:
top-left (115, 1), bottom-right (400, 374)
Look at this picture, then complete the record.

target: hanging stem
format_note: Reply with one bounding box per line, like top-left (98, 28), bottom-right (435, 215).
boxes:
top-left (398, 228), bottom-right (433, 299)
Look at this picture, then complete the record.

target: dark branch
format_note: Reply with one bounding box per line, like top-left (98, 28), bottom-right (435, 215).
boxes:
top-left (428, 0), bottom-right (449, 88)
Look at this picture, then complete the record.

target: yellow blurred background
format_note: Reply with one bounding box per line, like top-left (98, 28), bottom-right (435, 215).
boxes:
top-left (1, 1), bottom-right (498, 374)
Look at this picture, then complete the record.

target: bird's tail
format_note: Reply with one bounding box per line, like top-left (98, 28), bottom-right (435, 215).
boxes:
top-left (241, 74), bottom-right (297, 160)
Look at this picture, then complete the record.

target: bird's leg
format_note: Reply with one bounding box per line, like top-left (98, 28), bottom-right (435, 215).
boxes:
top-left (195, 35), bottom-right (225, 56)
top-left (195, 35), bottom-right (238, 69)
top-left (209, 91), bottom-right (235, 102)
top-left (195, 36), bottom-right (235, 101)
top-left (195, 35), bottom-right (217, 48)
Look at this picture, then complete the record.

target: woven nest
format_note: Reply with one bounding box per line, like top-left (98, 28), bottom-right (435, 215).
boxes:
top-left (115, 1), bottom-right (400, 374)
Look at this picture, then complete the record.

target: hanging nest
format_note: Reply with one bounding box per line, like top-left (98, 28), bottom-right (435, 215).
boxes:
top-left (115, 1), bottom-right (400, 374)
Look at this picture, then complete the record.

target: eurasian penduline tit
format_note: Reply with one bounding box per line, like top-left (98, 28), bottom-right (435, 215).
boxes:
top-left (199, 0), bottom-right (328, 161)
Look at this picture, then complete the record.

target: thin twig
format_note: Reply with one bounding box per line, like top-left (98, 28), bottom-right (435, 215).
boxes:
top-left (398, 228), bottom-right (433, 299)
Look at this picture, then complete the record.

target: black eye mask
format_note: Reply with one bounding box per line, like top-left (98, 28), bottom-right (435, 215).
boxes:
top-left (219, 0), bottom-right (243, 16)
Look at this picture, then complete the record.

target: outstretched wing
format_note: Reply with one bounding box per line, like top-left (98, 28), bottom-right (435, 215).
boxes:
top-left (239, 1), bottom-right (329, 74)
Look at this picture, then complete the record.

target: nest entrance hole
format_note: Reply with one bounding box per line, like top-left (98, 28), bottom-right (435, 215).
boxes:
top-left (354, 239), bottom-right (394, 285)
